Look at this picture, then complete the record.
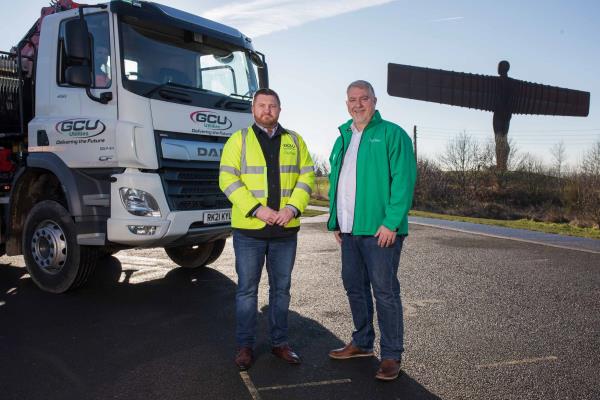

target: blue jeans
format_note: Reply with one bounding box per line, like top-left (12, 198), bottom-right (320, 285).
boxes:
top-left (340, 234), bottom-right (405, 360)
top-left (233, 231), bottom-right (297, 348)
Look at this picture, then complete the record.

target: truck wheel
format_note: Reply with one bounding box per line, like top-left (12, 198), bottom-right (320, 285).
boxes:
top-left (22, 200), bottom-right (98, 293)
top-left (165, 242), bottom-right (214, 268)
top-left (165, 243), bottom-right (213, 268)
top-left (101, 247), bottom-right (120, 258)
top-left (203, 239), bottom-right (226, 265)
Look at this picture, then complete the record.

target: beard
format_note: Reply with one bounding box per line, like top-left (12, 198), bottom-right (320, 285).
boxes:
top-left (255, 114), bottom-right (277, 128)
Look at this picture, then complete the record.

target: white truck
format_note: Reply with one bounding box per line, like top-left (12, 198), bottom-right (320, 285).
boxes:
top-left (0, 0), bottom-right (268, 292)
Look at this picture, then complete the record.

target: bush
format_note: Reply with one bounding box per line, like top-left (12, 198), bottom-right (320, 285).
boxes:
top-left (312, 139), bottom-right (600, 229)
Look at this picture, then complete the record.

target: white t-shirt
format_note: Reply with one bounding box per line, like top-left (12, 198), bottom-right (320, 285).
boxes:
top-left (337, 124), bottom-right (362, 233)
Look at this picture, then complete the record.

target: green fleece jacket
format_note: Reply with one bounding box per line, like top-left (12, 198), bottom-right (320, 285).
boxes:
top-left (327, 111), bottom-right (416, 235)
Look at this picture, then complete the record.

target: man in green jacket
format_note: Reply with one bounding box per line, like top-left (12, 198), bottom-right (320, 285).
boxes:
top-left (327, 80), bottom-right (416, 381)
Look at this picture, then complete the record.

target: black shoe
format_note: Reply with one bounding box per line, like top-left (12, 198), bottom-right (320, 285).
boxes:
top-left (235, 347), bottom-right (253, 371)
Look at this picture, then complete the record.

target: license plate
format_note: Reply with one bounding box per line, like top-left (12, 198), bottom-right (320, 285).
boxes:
top-left (203, 210), bottom-right (231, 224)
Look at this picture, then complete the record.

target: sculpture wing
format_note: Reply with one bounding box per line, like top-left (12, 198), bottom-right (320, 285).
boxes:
top-left (509, 79), bottom-right (589, 117)
top-left (387, 63), bottom-right (499, 112)
top-left (388, 63), bottom-right (590, 117)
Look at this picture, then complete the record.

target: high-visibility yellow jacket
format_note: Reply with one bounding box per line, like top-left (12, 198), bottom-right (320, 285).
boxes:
top-left (219, 126), bottom-right (315, 230)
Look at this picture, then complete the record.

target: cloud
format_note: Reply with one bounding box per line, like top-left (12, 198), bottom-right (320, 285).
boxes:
top-left (429, 16), bottom-right (464, 23)
top-left (201, 0), bottom-right (397, 38)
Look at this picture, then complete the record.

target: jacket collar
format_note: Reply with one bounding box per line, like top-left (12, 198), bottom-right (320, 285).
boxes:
top-left (338, 110), bottom-right (383, 137)
top-left (252, 123), bottom-right (285, 139)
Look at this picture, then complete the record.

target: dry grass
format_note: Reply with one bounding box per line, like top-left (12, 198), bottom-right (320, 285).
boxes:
top-left (302, 209), bottom-right (328, 217)
top-left (410, 210), bottom-right (600, 240)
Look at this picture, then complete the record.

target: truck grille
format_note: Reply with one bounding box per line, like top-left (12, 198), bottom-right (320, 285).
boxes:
top-left (161, 168), bottom-right (231, 211)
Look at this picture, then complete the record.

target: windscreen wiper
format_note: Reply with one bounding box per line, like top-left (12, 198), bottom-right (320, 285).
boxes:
top-left (144, 81), bottom-right (201, 97)
top-left (229, 93), bottom-right (252, 101)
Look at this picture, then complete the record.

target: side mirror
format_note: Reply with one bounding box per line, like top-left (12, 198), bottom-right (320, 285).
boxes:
top-left (64, 19), bottom-right (91, 62)
top-left (249, 52), bottom-right (264, 68)
top-left (258, 62), bottom-right (269, 89)
top-left (65, 66), bottom-right (92, 87)
top-left (251, 51), bottom-right (269, 89)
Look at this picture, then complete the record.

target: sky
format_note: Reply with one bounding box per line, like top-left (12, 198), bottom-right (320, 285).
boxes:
top-left (2, 0), bottom-right (599, 168)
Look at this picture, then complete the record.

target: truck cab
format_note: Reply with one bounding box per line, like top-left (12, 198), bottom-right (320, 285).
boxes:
top-left (0, 1), bottom-right (268, 292)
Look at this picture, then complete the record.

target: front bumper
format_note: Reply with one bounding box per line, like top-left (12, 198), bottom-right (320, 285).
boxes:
top-left (107, 169), bottom-right (231, 247)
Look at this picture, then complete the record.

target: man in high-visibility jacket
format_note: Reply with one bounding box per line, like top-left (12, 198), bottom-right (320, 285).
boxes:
top-left (219, 88), bottom-right (315, 371)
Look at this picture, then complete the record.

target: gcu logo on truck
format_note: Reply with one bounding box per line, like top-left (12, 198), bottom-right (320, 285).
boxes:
top-left (190, 110), bottom-right (232, 131)
top-left (55, 119), bottom-right (106, 138)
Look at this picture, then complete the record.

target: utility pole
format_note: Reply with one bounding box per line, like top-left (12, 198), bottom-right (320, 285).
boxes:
top-left (413, 125), bottom-right (417, 161)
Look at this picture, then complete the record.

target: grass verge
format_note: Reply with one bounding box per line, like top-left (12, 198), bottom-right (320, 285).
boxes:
top-left (309, 198), bottom-right (329, 207)
top-left (409, 210), bottom-right (600, 240)
top-left (302, 209), bottom-right (328, 217)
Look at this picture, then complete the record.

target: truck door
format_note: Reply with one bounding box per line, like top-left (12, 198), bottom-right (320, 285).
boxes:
top-left (47, 11), bottom-right (118, 168)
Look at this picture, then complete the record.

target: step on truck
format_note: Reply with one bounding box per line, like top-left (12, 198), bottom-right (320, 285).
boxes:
top-left (0, 0), bottom-right (268, 293)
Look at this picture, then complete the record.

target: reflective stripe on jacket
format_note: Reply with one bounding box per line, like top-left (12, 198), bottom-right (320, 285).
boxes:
top-left (219, 126), bottom-right (315, 230)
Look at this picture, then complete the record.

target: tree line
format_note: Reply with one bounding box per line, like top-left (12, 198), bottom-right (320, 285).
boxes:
top-left (312, 134), bottom-right (600, 228)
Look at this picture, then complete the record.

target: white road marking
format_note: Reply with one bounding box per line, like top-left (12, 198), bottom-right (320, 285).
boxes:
top-left (410, 221), bottom-right (600, 255)
top-left (404, 299), bottom-right (443, 317)
top-left (258, 378), bottom-right (352, 391)
top-left (119, 264), bottom-right (163, 271)
top-left (116, 255), bottom-right (173, 266)
top-left (0, 301), bottom-right (5, 306)
top-left (239, 371), bottom-right (352, 399)
top-left (117, 267), bottom-right (169, 284)
top-left (240, 371), bottom-right (262, 400)
top-left (476, 356), bottom-right (558, 368)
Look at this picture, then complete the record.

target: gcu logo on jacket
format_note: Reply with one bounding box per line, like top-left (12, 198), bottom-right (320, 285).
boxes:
top-left (190, 110), bottom-right (233, 131)
top-left (55, 119), bottom-right (106, 138)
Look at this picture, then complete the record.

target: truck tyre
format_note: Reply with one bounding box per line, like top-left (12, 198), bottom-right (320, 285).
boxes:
top-left (203, 239), bottom-right (226, 266)
top-left (165, 242), bottom-right (214, 268)
top-left (101, 247), bottom-right (120, 258)
top-left (22, 200), bottom-right (98, 293)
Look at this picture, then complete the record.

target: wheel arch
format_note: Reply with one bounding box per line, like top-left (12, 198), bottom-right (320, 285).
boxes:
top-left (6, 154), bottom-right (86, 255)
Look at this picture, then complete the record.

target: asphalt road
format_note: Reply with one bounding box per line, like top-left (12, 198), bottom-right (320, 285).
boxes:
top-left (1, 222), bottom-right (599, 400)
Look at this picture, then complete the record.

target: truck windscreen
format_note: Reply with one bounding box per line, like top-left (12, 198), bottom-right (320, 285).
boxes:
top-left (118, 19), bottom-right (259, 101)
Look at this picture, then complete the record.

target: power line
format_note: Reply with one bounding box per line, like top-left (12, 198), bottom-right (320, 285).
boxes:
top-left (421, 132), bottom-right (600, 138)
top-left (418, 133), bottom-right (599, 141)
top-left (419, 131), bottom-right (600, 138)
top-left (417, 131), bottom-right (600, 139)
top-left (416, 137), bottom-right (598, 144)
top-left (419, 125), bottom-right (600, 133)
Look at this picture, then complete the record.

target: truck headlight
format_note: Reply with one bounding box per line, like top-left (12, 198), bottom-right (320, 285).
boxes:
top-left (119, 187), bottom-right (161, 217)
top-left (127, 225), bottom-right (158, 235)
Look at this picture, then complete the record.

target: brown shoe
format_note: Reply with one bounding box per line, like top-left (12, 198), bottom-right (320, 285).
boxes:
top-left (329, 343), bottom-right (374, 360)
top-left (375, 359), bottom-right (402, 381)
top-left (235, 347), bottom-right (253, 371)
top-left (271, 345), bottom-right (301, 364)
